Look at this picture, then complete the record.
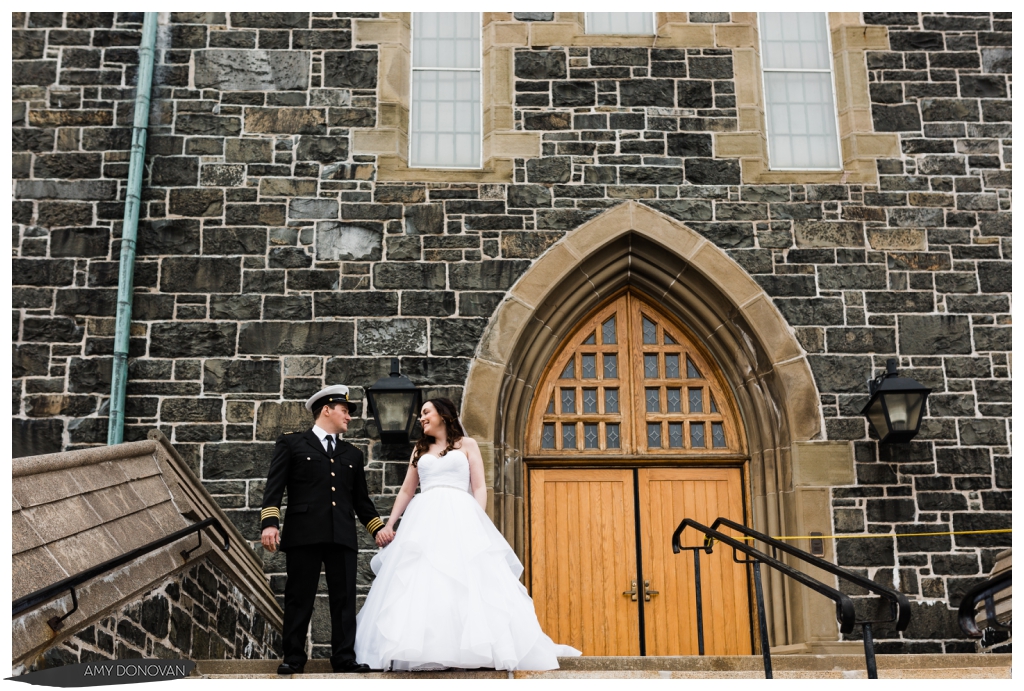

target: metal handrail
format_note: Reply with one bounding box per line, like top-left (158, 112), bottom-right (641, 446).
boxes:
top-left (711, 516), bottom-right (912, 630)
top-left (958, 569), bottom-right (1011, 638)
top-left (12, 517), bottom-right (230, 631)
top-left (673, 517), bottom-right (911, 679)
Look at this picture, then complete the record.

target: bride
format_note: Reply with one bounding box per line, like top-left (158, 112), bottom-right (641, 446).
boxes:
top-left (354, 398), bottom-right (581, 671)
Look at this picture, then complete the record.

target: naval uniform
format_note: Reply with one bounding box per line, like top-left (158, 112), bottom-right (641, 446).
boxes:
top-left (261, 427), bottom-right (384, 670)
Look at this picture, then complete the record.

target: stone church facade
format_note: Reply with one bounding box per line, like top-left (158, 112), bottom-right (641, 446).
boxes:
top-left (12, 11), bottom-right (1011, 657)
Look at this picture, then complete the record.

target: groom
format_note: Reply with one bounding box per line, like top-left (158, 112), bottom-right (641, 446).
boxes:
top-left (260, 384), bottom-right (395, 674)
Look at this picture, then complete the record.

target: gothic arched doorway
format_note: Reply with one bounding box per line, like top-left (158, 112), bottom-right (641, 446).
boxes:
top-left (526, 289), bottom-right (752, 656)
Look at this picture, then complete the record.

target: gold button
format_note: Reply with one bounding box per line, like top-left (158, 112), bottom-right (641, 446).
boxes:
top-left (306, 457), bottom-right (310, 460)
top-left (331, 487), bottom-right (335, 491)
top-left (331, 472), bottom-right (335, 476)
top-left (331, 459), bottom-right (335, 463)
top-left (332, 502), bottom-right (336, 506)
top-left (349, 465), bottom-right (353, 468)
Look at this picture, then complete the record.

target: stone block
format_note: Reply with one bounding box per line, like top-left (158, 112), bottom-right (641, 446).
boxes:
top-left (204, 359), bottom-right (281, 394)
top-left (619, 79), bottom-right (675, 107)
top-left (150, 323), bottom-right (237, 358)
top-left (203, 442), bottom-right (274, 478)
top-left (229, 13), bottom-right (309, 29)
top-left (238, 321), bottom-right (354, 355)
top-left (159, 257), bottom-right (240, 293)
top-left (168, 188), bottom-right (224, 217)
top-left (357, 319), bottom-right (427, 356)
top-left (200, 164), bottom-right (244, 187)
top-left (50, 228), bottom-right (110, 258)
top-left (449, 261), bottom-right (530, 291)
top-left (12, 419), bottom-right (64, 458)
top-left (794, 220), bottom-right (865, 248)
top-left (403, 204), bottom-right (444, 235)
top-left (323, 50), bottom-right (377, 89)
top-left (175, 114), bottom-right (242, 137)
top-left (16, 180), bottom-right (118, 200)
top-left (897, 315), bottom-right (971, 355)
top-left (807, 355), bottom-right (872, 394)
top-left (316, 222), bottom-right (383, 261)
top-left (373, 263), bottom-right (446, 290)
top-left (259, 178), bottom-right (317, 197)
top-left (194, 50), bottom-right (309, 91)
top-left (244, 108), bottom-right (325, 135)
top-left (296, 135), bottom-right (348, 162)
top-left (514, 51), bottom-right (566, 80)
top-left (224, 138), bottom-right (273, 163)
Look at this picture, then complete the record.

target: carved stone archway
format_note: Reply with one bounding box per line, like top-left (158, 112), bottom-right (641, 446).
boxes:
top-left (464, 201), bottom-right (855, 651)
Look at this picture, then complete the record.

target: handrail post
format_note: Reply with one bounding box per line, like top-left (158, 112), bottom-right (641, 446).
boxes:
top-left (862, 623), bottom-right (878, 679)
top-left (693, 548), bottom-right (705, 656)
top-left (752, 561), bottom-right (773, 679)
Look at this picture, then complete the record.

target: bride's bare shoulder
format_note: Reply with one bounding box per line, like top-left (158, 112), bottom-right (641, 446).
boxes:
top-left (456, 436), bottom-right (479, 451)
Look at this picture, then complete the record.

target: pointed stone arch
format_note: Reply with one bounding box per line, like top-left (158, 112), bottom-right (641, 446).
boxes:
top-left (463, 201), bottom-right (854, 651)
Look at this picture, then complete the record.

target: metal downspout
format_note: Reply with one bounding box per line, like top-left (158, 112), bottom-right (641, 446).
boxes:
top-left (107, 12), bottom-right (158, 445)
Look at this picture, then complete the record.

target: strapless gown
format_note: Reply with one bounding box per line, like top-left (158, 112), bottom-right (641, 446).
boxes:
top-left (354, 449), bottom-right (581, 671)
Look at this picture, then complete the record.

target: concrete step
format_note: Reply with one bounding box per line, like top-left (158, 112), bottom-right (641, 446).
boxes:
top-left (193, 654), bottom-right (1011, 679)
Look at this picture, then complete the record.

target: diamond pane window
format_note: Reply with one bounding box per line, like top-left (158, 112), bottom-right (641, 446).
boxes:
top-left (686, 357), bottom-right (701, 379)
top-left (602, 317), bottom-right (616, 344)
top-left (691, 422), bottom-right (706, 448)
top-left (583, 332), bottom-right (596, 345)
top-left (647, 423), bottom-right (662, 448)
top-left (542, 424), bottom-right (555, 449)
top-left (669, 423), bottom-right (683, 448)
top-left (583, 388), bottom-right (598, 413)
top-left (665, 353), bottom-right (680, 378)
top-left (642, 316), bottom-right (657, 344)
top-left (584, 424), bottom-right (599, 449)
top-left (759, 12), bottom-right (841, 170)
top-left (604, 389), bottom-right (619, 413)
top-left (561, 388), bottom-right (576, 414)
top-left (606, 423), bottom-right (620, 449)
top-left (560, 359), bottom-right (574, 379)
top-left (689, 388), bottom-right (703, 413)
top-left (664, 332), bottom-right (676, 344)
top-left (546, 395), bottom-right (554, 414)
top-left (581, 354), bottom-right (597, 379)
top-left (646, 388), bottom-right (660, 413)
top-left (411, 13), bottom-right (482, 168)
top-left (644, 354), bottom-right (658, 378)
top-left (586, 12), bottom-right (655, 35)
top-left (562, 424), bottom-right (576, 449)
top-left (603, 354), bottom-right (618, 379)
top-left (712, 422), bottom-right (726, 448)
top-left (710, 394), bottom-right (718, 413)
top-left (667, 388), bottom-right (681, 413)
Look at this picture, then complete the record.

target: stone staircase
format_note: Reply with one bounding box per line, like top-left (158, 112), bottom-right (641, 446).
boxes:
top-left (194, 653), bottom-right (1011, 679)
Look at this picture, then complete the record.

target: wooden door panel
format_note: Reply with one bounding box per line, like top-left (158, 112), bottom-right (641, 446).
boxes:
top-left (529, 468), bottom-right (639, 656)
top-left (638, 467), bottom-right (751, 656)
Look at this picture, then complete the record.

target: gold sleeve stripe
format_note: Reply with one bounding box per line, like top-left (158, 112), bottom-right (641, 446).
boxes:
top-left (366, 517), bottom-right (384, 533)
top-left (261, 508), bottom-right (281, 520)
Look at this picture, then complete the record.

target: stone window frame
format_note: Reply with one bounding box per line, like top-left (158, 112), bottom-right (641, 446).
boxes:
top-left (350, 13), bottom-right (542, 182)
top-left (717, 12), bottom-right (899, 184)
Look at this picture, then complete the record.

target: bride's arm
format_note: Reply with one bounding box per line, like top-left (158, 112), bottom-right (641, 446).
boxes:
top-left (384, 455), bottom-right (420, 532)
top-left (463, 437), bottom-right (488, 512)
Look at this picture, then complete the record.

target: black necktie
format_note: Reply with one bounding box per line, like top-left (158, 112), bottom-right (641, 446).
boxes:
top-left (325, 434), bottom-right (335, 457)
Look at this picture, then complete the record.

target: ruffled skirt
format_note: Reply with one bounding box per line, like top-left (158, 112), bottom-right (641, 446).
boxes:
top-left (354, 487), bottom-right (580, 671)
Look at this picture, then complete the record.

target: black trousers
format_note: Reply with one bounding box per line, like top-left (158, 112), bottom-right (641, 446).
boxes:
top-left (282, 543), bottom-right (358, 668)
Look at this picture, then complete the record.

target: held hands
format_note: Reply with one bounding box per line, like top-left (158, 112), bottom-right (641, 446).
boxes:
top-left (375, 527), bottom-right (396, 547)
top-left (261, 526), bottom-right (280, 552)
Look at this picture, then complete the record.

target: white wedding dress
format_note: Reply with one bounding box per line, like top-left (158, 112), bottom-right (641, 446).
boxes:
top-left (354, 448), bottom-right (581, 671)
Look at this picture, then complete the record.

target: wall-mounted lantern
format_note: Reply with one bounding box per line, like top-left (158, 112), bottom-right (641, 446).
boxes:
top-left (861, 358), bottom-right (931, 444)
top-left (366, 358), bottom-right (422, 445)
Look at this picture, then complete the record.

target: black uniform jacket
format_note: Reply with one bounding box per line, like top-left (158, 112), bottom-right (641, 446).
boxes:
top-left (260, 430), bottom-right (384, 551)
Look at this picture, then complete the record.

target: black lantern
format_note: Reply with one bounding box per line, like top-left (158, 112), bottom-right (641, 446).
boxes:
top-left (861, 359), bottom-right (931, 444)
top-left (366, 358), bottom-right (422, 445)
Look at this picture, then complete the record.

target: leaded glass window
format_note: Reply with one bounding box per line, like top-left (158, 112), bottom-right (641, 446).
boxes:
top-left (646, 388), bottom-right (660, 413)
top-left (542, 424), bottom-right (555, 448)
top-left (667, 388), bottom-right (682, 413)
top-left (644, 354), bottom-right (658, 378)
top-left (562, 424), bottom-right (576, 449)
top-left (665, 353), bottom-right (679, 378)
top-left (583, 389), bottom-right (598, 413)
top-left (561, 388), bottom-right (576, 414)
top-left (604, 353), bottom-right (618, 379)
top-left (581, 354), bottom-right (597, 379)
top-left (642, 316), bottom-right (657, 344)
top-left (606, 424), bottom-right (620, 449)
top-left (691, 422), bottom-right (706, 448)
top-left (602, 317), bottom-right (616, 344)
top-left (712, 422), bottom-right (726, 448)
top-left (647, 423), bottom-right (662, 448)
top-left (605, 389), bottom-right (619, 413)
top-left (584, 424), bottom-right (599, 449)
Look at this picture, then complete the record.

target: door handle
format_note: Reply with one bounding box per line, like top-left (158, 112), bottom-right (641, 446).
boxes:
top-left (622, 580), bottom-right (638, 601)
top-left (643, 580), bottom-right (659, 602)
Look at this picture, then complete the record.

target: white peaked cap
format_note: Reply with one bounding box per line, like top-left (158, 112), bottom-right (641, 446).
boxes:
top-left (305, 384), bottom-right (353, 412)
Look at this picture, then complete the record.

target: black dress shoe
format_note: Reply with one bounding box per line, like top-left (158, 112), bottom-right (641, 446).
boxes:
top-left (332, 661), bottom-right (371, 674)
top-left (277, 662), bottom-right (304, 675)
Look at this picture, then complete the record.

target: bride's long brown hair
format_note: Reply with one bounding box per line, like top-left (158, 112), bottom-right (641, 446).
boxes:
top-left (411, 398), bottom-right (464, 467)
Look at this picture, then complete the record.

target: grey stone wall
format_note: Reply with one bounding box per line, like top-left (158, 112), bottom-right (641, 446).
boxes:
top-left (11, 11), bottom-right (1012, 653)
top-left (16, 558), bottom-right (282, 674)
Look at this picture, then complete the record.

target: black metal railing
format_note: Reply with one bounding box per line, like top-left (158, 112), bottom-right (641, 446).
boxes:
top-left (672, 517), bottom-right (911, 679)
top-left (958, 568), bottom-right (1011, 638)
top-left (13, 517), bottom-right (230, 632)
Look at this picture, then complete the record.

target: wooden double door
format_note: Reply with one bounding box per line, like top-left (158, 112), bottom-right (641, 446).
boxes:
top-left (529, 466), bottom-right (752, 656)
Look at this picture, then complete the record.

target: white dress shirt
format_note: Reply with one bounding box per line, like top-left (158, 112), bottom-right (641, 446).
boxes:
top-left (311, 425), bottom-right (338, 454)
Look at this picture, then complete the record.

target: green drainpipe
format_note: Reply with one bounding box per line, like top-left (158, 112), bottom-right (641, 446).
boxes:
top-left (107, 12), bottom-right (158, 445)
